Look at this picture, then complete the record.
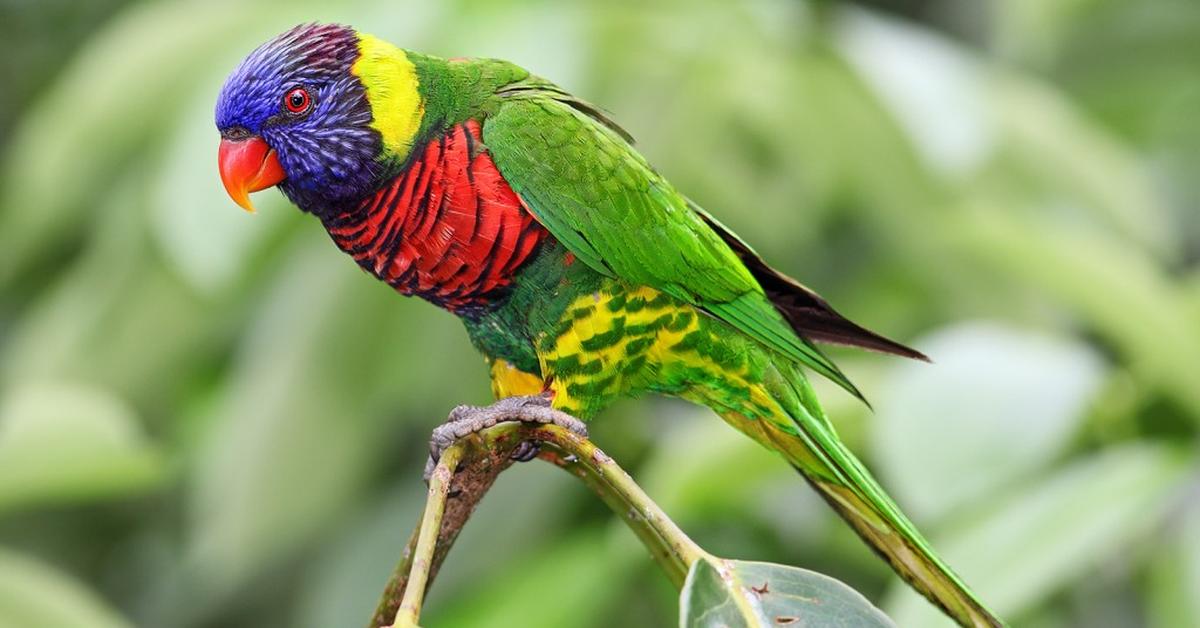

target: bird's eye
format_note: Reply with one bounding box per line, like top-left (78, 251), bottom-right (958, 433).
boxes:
top-left (283, 87), bottom-right (311, 114)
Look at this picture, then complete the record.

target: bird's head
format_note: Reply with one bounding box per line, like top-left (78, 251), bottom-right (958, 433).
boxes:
top-left (215, 23), bottom-right (425, 214)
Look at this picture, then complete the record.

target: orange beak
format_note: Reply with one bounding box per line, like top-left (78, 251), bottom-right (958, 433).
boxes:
top-left (218, 136), bottom-right (286, 212)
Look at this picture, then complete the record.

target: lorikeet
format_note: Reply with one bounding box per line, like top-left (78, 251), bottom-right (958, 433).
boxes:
top-left (216, 23), bottom-right (1002, 627)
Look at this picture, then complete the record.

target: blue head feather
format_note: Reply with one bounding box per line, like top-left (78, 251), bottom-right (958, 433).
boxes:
top-left (216, 23), bottom-right (383, 214)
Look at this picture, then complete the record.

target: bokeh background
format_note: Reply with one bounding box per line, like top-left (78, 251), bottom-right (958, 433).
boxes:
top-left (2, 0), bottom-right (1199, 626)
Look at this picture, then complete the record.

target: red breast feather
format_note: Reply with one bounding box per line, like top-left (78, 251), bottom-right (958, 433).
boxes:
top-left (324, 120), bottom-right (548, 314)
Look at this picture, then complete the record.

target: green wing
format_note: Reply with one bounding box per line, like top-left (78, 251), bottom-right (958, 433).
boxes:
top-left (481, 90), bottom-right (862, 400)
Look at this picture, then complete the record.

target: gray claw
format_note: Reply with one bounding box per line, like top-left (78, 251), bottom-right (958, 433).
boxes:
top-left (509, 440), bottom-right (542, 462)
top-left (424, 395), bottom-right (587, 482)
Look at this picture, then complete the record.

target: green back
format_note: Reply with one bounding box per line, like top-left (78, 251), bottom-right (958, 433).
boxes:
top-left (477, 87), bottom-right (861, 399)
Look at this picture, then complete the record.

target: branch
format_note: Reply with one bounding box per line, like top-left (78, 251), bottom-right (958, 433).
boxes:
top-left (369, 421), bottom-right (709, 628)
top-left (368, 424), bottom-right (524, 628)
top-left (535, 425), bottom-right (709, 585)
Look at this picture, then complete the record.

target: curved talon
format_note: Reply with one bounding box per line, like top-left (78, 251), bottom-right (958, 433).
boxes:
top-left (445, 404), bottom-right (477, 423)
top-left (509, 441), bottom-right (542, 462)
top-left (424, 395), bottom-right (588, 482)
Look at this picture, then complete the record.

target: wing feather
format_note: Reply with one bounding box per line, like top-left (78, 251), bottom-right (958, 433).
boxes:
top-left (482, 92), bottom-right (863, 400)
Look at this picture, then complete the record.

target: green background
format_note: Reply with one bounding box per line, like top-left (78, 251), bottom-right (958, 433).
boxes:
top-left (1, 0), bottom-right (1198, 626)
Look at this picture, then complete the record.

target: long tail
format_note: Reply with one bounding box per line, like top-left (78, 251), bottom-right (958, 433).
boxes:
top-left (718, 360), bottom-right (1004, 628)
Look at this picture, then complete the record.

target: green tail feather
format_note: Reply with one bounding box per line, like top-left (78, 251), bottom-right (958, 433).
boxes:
top-left (718, 360), bottom-right (1005, 628)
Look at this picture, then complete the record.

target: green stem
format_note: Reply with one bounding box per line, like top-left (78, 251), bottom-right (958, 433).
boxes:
top-left (370, 420), bottom-right (709, 626)
top-left (370, 425), bottom-right (523, 628)
top-left (389, 443), bottom-right (464, 627)
top-left (533, 425), bottom-right (710, 586)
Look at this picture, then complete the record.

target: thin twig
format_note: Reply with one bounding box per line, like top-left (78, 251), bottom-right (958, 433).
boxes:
top-left (391, 442), bottom-right (463, 627)
top-left (534, 425), bottom-right (710, 586)
top-left (369, 425), bottom-right (525, 628)
top-left (369, 420), bottom-right (709, 627)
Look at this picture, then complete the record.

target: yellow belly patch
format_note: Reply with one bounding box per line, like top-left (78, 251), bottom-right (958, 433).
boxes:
top-left (535, 284), bottom-right (772, 418)
top-left (488, 358), bottom-right (544, 399)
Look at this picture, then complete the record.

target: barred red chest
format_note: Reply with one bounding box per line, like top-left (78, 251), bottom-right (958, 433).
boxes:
top-left (322, 120), bottom-right (549, 314)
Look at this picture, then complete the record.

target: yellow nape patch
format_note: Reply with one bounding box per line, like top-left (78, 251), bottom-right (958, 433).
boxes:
top-left (489, 359), bottom-right (544, 399)
top-left (352, 34), bottom-right (425, 160)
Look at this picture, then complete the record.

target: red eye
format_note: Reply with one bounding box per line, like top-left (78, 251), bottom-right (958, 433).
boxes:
top-left (284, 87), bottom-right (311, 114)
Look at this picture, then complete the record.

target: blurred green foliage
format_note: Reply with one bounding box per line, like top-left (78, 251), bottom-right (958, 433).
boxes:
top-left (0, 0), bottom-right (1198, 626)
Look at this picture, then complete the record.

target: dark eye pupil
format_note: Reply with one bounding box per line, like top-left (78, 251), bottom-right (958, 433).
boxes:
top-left (286, 89), bottom-right (309, 112)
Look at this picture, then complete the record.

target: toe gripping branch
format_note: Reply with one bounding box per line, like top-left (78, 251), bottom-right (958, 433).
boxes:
top-left (424, 395), bottom-right (589, 480)
top-left (374, 397), bottom-right (704, 628)
top-left (376, 396), bottom-right (593, 628)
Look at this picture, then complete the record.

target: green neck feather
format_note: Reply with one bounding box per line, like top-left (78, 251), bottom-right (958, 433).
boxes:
top-left (353, 32), bottom-right (533, 165)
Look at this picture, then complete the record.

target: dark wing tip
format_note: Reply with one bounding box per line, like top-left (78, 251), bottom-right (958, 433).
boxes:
top-left (688, 199), bottom-right (930, 364)
top-left (803, 326), bottom-right (931, 363)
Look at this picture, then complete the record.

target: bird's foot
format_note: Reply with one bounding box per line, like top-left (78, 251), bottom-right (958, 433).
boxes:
top-left (424, 395), bottom-right (588, 481)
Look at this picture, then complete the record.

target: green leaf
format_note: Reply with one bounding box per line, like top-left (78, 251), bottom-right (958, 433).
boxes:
top-left (151, 90), bottom-right (290, 294)
top-left (0, 178), bottom-right (218, 406)
top-left (883, 444), bottom-right (1196, 626)
top-left (1145, 503), bottom-right (1200, 628)
top-left (873, 322), bottom-right (1105, 521)
top-left (0, 546), bottom-right (133, 628)
top-left (424, 527), bottom-right (633, 628)
top-left (990, 72), bottom-right (1177, 258)
top-left (681, 557), bottom-right (894, 628)
top-left (295, 483), bottom-right (426, 628)
top-left (0, 1), bottom-right (298, 284)
top-left (836, 8), bottom-right (993, 177)
top-left (638, 414), bottom-right (801, 517)
top-left (952, 204), bottom-right (1200, 418)
top-left (996, 0), bottom-right (1111, 64)
top-left (175, 237), bottom-right (478, 620)
top-left (839, 8), bottom-right (1176, 258)
top-left (182, 253), bottom-right (389, 591)
top-left (0, 382), bottom-right (164, 515)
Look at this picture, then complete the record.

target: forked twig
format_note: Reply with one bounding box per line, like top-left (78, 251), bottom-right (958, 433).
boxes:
top-left (371, 420), bottom-right (709, 628)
